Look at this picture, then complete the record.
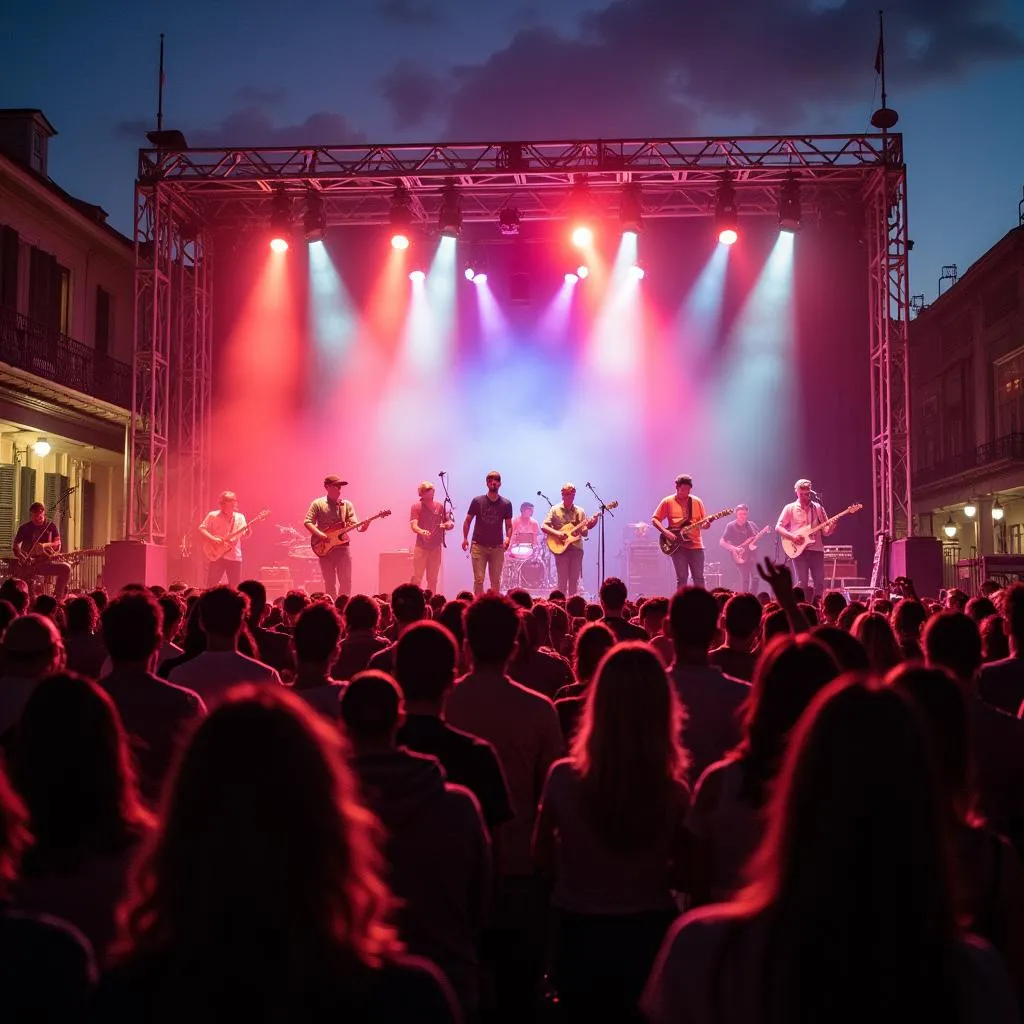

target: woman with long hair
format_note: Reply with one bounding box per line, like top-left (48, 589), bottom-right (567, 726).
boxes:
top-left (552, 620), bottom-right (616, 742)
top-left (12, 672), bottom-right (154, 964)
top-left (888, 664), bottom-right (1024, 999)
top-left (534, 642), bottom-right (689, 1023)
top-left (91, 685), bottom-right (456, 1023)
top-left (644, 678), bottom-right (1017, 1024)
top-left (852, 611), bottom-right (903, 674)
top-left (687, 635), bottom-right (839, 904)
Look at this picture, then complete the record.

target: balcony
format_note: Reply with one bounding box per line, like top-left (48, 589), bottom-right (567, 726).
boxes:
top-left (0, 306), bottom-right (131, 409)
top-left (913, 432), bottom-right (1024, 488)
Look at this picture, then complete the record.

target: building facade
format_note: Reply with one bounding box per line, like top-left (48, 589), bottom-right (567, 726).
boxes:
top-left (0, 109), bottom-right (133, 588)
top-left (909, 226), bottom-right (1024, 590)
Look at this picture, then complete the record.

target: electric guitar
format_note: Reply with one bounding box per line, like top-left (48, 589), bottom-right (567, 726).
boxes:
top-left (659, 508), bottom-right (734, 556)
top-left (202, 509), bottom-right (270, 562)
top-left (546, 502), bottom-right (619, 556)
top-left (311, 509), bottom-right (391, 558)
top-left (780, 503), bottom-right (863, 560)
top-left (730, 524), bottom-right (773, 565)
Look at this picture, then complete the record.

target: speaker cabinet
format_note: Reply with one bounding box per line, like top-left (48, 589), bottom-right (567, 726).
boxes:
top-left (103, 541), bottom-right (167, 593)
top-left (889, 537), bottom-right (943, 598)
top-left (379, 551), bottom-right (414, 596)
top-left (259, 566), bottom-right (293, 602)
top-left (626, 544), bottom-right (674, 598)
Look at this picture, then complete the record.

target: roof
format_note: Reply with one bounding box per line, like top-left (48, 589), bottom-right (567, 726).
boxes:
top-left (0, 108), bottom-right (57, 136)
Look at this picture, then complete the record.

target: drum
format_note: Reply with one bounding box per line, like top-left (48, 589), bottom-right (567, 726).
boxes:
top-left (508, 542), bottom-right (535, 560)
top-left (520, 555), bottom-right (547, 589)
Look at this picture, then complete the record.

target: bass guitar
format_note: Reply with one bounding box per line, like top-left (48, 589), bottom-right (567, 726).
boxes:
top-left (546, 502), bottom-right (619, 556)
top-left (202, 509), bottom-right (270, 562)
top-left (311, 509), bottom-right (391, 558)
top-left (659, 508), bottom-right (734, 556)
top-left (730, 524), bottom-right (773, 565)
top-left (780, 503), bottom-right (863, 560)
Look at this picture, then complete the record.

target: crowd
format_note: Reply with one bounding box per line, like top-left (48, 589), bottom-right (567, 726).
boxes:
top-left (1, 565), bottom-right (1023, 1022)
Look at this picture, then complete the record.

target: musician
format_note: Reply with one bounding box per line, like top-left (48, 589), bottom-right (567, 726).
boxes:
top-left (652, 474), bottom-right (708, 589)
top-left (12, 502), bottom-right (70, 600)
top-left (461, 470), bottom-right (513, 595)
top-left (720, 504), bottom-right (758, 592)
top-left (776, 478), bottom-right (834, 602)
top-left (304, 475), bottom-right (368, 598)
top-left (510, 502), bottom-right (540, 550)
top-left (198, 491), bottom-right (250, 588)
top-left (410, 481), bottom-right (454, 592)
top-left (542, 484), bottom-right (598, 597)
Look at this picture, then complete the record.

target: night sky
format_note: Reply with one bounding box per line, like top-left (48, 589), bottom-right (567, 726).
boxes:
top-left (3, 0), bottom-right (1023, 299)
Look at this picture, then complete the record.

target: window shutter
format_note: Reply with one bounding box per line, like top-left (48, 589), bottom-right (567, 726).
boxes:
top-left (0, 465), bottom-right (15, 554)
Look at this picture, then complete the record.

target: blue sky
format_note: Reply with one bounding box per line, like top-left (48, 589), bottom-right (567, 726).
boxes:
top-left (3, 0), bottom-right (1023, 298)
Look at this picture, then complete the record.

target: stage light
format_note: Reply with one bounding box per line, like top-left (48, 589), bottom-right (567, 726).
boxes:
top-left (567, 177), bottom-right (597, 248)
top-left (714, 172), bottom-right (738, 245)
top-left (620, 183), bottom-right (643, 236)
top-left (571, 225), bottom-right (593, 248)
top-left (564, 272), bottom-right (579, 284)
top-left (390, 186), bottom-right (413, 249)
top-left (438, 180), bottom-right (462, 239)
top-left (943, 515), bottom-right (958, 539)
top-left (498, 207), bottom-right (521, 236)
top-left (473, 271), bottom-right (488, 284)
top-left (778, 173), bottom-right (801, 234)
top-left (409, 269), bottom-right (426, 283)
top-left (32, 438), bottom-right (51, 457)
top-left (269, 190), bottom-right (292, 251)
top-left (993, 499), bottom-right (1005, 521)
top-left (964, 499), bottom-right (977, 518)
top-left (464, 266), bottom-right (476, 281)
top-left (302, 191), bottom-right (327, 243)
top-left (629, 262), bottom-right (645, 281)
top-left (576, 265), bottom-right (590, 280)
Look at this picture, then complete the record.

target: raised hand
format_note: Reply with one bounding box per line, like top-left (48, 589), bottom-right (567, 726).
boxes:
top-left (757, 557), bottom-right (796, 604)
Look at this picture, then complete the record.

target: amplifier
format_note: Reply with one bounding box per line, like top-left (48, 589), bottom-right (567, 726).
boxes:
top-left (379, 551), bottom-right (414, 596)
top-left (626, 544), bottom-right (673, 598)
top-left (824, 545), bottom-right (854, 560)
top-left (259, 566), bottom-right (293, 601)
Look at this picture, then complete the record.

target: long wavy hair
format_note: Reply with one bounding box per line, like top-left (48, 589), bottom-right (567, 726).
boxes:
top-left (118, 686), bottom-right (398, 1014)
top-left (852, 612), bottom-right (903, 674)
top-left (739, 676), bottom-right (959, 1024)
top-left (12, 672), bottom-right (153, 873)
top-left (571, 642), bottom-right (687, 851)
top-left (733, 635), bottom-right (839, 805)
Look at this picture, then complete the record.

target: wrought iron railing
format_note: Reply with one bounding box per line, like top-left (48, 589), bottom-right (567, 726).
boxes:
top-left (0, 306), bottom-right (131, 409)
top-left (913, 432), bottom-right (1024, 487)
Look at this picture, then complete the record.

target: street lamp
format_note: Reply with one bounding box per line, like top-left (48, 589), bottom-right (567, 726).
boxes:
top-left (943, 516), bottom-right (958, 539)
top-left (992, 499), bottom-right (1005, 521)
top-left (964, 499), bottom-right (977, 518)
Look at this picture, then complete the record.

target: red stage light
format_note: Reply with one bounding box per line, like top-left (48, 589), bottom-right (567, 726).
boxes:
top-left (571, 225), bottom-right (593, 248)
top-left (718, 228), bottom-right (738, 246)
top-left (269, 237), bottom-right (289, 253)
top-left (391, 233), bottom-right (410, 250)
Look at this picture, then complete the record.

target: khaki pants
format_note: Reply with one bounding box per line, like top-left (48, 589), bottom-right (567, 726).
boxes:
top-left (471, 542), bottom-right (505, 594)
top-left (412, 544), bottom-right (443, 592)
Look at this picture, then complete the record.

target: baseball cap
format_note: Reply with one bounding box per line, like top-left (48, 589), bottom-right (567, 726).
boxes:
top-left (323, 475), bottom-right (348, 487)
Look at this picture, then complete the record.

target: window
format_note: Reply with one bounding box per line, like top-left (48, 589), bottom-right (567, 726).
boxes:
top-left (917, 395), bottom-right (939, 470)
top-left (58, 264), bottom-right (70, 336)
top-left (942, 362), bottom-right (967, 460)
top-left (95, 286), bottom-right (111, 356)
top-left (995, 348), bottom-right (1024, 438)
top-left (30, 131), bottom-right (43, 173)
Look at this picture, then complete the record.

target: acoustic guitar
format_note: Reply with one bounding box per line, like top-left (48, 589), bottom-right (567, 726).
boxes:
top-left (659, 508), bottom-right (734, 556)
top-left (546, 502), bottom-right (619, 556)
top-left (202, 509), bottom-right (270, 562)
top-left (730, 524), bottom-right (773, 565)
top-left (780, 503), bottom-right (863, 560)
top-left (311, 509), bottom-right (391, 558)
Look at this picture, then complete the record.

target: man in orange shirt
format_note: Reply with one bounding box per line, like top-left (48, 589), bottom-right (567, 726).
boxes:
top-left (652, 474), bottom-right (710, 589)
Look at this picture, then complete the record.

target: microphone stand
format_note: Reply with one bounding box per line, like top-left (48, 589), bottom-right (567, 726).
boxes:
top-left (438, 473), bottom-right (456, 549)
top-left (585, 481), bottom-right (616, 588)
top-left (536, 490), bottom-right (553, 508)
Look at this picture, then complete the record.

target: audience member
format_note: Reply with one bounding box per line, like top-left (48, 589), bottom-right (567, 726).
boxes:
top-left (98, 592), bottom-right (205, 804)
top-left (509, 609), bottom-right (574, 700)
top-left (367, 584), bottom-right (427, 675)
top-left (966, 596), bottom-right (998, 626)
top-left (597, 578), bottom-right (647, 642)
top-left (644, 678), bottom-right (1018, 1024)
top-left (709, 593), bottom-right (761, 682)
top-left (980, 614), bottom-right (1010, 664)
top-left (668, 588), bottom-right (750, 785)
top-left (553, 621), bottom-right (616, 742)
top-left (11, 673), bottom-right (154, 964)
top-left (852, 612), bottom-right (903, 674)
top-left (0, 614), bottom-right (65, 742)
top-left (836, 601), bottom-right (867, 632)
top-left (0, 577), bottom-right (29, 616)
top-left (91, 686), bottom-right (457, 1021)
top-left (810, 624), bottom-right (871, 672)
top-left (343, 671), bottom-right (490, 1016)
top-left (168, 587), bottom-right (281, 705)
top-left (978, 582), bottom-right (1024, 716)
top-left (535, 643), bottom-right (688, 1024)
top-left (290, 603), bottom-right (345, 719)
top-left (394, 621), bottom-right (513, 831)
top-left (892, 597), bottom-right (927, 661)
top-left (687, 636), bottom-right (839, 904)
top-left (639, 596), bottom-right (673, 666)
top-left (820, 589), bottom-right (847, 625)
top-left (63, 596), bottom-right (108, 679)
top-left (237, 580), bottom-right (294, 675)
top-left (0, 762), bottom-right (96, 1019)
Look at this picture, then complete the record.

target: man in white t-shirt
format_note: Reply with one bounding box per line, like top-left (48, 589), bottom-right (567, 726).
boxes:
top-left (198, 491), bottom-right (250, 588)
top-left (168, 586), bottom-right (281, 706)
top-left (775, 478), bottom-right (834, 604)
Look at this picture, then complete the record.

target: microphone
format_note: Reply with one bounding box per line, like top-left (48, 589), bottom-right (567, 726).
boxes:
top-left (536, 490), bottom-right (542, 496)
top-left (439, 470), bottom-right (446, 477)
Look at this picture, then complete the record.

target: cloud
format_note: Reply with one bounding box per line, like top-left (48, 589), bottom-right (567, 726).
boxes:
top-left (380, 0), bottom-right (1024, 137)
top-left (378, 0), bottom-right (444, 27)
top-left (380, 62), bottom-right (451, 131)
top-left (234, 85), bottom-right (288, 106)
top-left (187, 107), bottom-right (367, 147)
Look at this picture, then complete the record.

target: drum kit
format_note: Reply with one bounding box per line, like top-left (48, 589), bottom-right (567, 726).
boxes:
top-left (501, 540), bottom-right (553, 592)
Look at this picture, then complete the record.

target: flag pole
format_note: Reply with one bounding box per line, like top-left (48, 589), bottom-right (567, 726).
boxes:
top-left (877, 10), bottom-right (887, 113)
top-left (157, 33), bottom-right (165, 132)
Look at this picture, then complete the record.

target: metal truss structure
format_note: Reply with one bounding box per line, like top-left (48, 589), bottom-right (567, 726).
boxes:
top-left (132, 133), bottom-right (910, 555)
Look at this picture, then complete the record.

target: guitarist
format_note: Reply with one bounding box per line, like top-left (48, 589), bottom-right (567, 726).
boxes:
top-left (12, 502), bottom-right (71, 600)
top-left (775, 479), bottom-right (834, 603)
top-left (304, 475), bottom-right (368, 598)
top-left (198, 490), bottom-right (250, 588)
top-left (719, 504), bottom-right (759, 593)
top-left (541, 484), bottom-right (597, 596)
top-left (410, 481), bottom-right (454, 592)
top-left (652, 474), bottom-right (708, 589)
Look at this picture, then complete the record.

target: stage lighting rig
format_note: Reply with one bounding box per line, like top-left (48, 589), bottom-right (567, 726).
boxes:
top-left (438, 181), bottom-right (462, 239)
top-left (567, 177), bottom-right (597, 247)
top-left (498, 207), bottom-right (521, 236)
top-left (620, 183), bottom-right (643, 235)
top-left (390, 186), bottom-right (413, 249)
top-left (268, 190), bottom-right (293, 251)
top-left (303, 190), bottom-right (327, 243)
top-left (714, 172), bottom-right (738, 245)
top-left (778, 173), bottom-right (802, 234)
